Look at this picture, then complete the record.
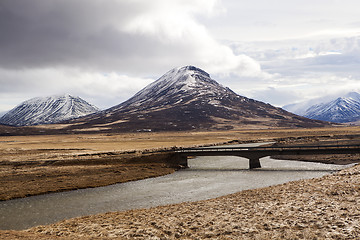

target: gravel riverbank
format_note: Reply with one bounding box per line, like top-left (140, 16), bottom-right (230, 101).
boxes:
top-left (2, 163), bottom-right (359, 239)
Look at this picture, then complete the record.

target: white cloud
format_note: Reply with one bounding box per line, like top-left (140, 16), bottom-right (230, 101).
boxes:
top-left (121, 0), bottom-right (266, 78)
top-left (241, 73), bottom-right (360, 107)
top-left (0, 0), bottom-right (263, 79)
top-left (206, 0), bottom-right (360, 41)
top-left (248, 87), bottom-right (303, 106)
top-left (66, 70), bottom-right (154, 109)
top-left (0, 68), bottom-right (154, 110)
top-left (222, 34), bottom-right (360, 106)
top-left (1, 0), bottom-right (360, 112)
top-left (0, 0), bottom-right (274, 112)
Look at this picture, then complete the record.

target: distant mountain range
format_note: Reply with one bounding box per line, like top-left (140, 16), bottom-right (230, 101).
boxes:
top-left (63, 66), bottom-right (328, 133)
top-left (0, 94), bottom-right (99, 126)
top-left (284, 92), bottom-right (360, 123)
top-left (0, 66), bottom-right (331, 134)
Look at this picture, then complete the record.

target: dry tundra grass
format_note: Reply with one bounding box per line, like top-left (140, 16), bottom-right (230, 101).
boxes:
top-left (1, 127), bottom-right (360, 200)
top-left (0, 126), bottom-right (360, 239)
top-left (1, 162), bottom-right (359, 239)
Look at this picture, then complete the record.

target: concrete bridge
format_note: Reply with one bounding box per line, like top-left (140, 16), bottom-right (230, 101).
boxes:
top-left (175, 144), bottom-right (360, 169)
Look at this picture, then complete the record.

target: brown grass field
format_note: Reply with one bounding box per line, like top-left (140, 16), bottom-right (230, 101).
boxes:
top-left (1, 126), bottom-right (360, 239)
top-left (1, 126), bottom-right (360, 201)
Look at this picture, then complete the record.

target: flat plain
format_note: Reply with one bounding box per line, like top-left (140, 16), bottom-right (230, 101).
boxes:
top-left (1, 126), bottom-right (360, 239)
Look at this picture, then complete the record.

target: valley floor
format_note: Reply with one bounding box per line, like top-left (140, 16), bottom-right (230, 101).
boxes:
top-left (2, 160), bottom-right (360, 239)
top-left (0, 126), bottom-right (360, 239)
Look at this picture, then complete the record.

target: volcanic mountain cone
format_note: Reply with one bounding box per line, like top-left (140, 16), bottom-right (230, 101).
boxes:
top-left (68, 66), bottom-right (329, 132)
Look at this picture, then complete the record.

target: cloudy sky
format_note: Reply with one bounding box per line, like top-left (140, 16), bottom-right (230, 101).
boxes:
top-left (1, 0), bottom-right (360, 112)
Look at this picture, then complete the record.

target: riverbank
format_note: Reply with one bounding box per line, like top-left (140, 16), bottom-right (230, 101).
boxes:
top-left (1, 127), bottom-right (360, 200)
top-left (2, 161), bottom-right (359, 239)
top-left (1, 127), bottom-right (360, 238)
top-left (0, 152), bottom-right (180, 201)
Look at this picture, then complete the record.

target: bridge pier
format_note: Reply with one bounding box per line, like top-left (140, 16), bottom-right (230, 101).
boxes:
top-left (249, 157), bottom-right (261, 169)
top-left (172, 154), bottom-right (189, 168)
top-left (178, 144), bottom-right (360, 170)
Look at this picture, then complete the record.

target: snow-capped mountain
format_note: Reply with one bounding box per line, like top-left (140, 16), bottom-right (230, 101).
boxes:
top-left (0, 111), bottom-right (7, 118)
top-left (283, 94), bottom-right (340, 116)
top-left (302, 92), bottom-right (360, 123)
top-left (0, 94), bottom-right (99, 126)
top-left (108, 66), bottom-right (242, 113)
top-left (68, 66), bottom-right (328, 132)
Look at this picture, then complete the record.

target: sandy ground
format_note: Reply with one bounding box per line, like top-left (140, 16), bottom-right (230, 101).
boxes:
top-left (1, 127), bottom-right (360, 239)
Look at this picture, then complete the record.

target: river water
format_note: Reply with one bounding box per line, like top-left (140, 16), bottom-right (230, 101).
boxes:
top-left (0, 143), bottom-right (353, 230)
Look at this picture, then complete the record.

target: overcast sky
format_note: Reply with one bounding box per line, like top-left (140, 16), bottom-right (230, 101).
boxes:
top-left (1, 0), bottom-right (360, 112)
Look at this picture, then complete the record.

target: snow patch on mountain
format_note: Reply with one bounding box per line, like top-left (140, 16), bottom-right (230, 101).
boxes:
top-left (0, 111), bottom-right (7, 118)
top-left (66, 65), bottom-right (329, 132)
top-left (111, 65), bottom-right (241, 112)
top-left (0, 94), bottom-right (99, 126)
top-left (285, 92), bottom-right (360, 123)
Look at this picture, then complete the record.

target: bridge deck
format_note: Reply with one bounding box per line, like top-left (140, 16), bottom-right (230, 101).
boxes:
top-left (175, 144), bottom-right (360, 169)
top-left (177, 144), bottom-right (360, 152)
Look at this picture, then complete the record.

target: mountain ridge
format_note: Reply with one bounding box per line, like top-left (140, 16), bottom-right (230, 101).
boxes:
top-left (304, 92), bottom-right (360, 123)
top-left (284, 92), bottom-right (360, 123)
top-left (66, 66), bottom-right (330, 132)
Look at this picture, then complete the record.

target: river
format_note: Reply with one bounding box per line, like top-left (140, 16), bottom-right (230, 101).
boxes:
top-left (0, 143), bottom-right (352, 230)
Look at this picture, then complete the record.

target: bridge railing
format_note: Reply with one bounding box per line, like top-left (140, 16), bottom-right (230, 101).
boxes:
top-left (176, 144), bottom-right (360, 153)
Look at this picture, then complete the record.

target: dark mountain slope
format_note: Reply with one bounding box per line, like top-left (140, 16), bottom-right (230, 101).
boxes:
top-left (66, 66), bottom-right (329, 133)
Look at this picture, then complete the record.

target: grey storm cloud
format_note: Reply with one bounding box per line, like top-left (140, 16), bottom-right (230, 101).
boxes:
top-left (0, 0), bottom-right (189, 73)
top-left (1, 0), bottom-right (360, 112)
top-left (0, 0), bottom-right (265, 76)
top-left (2, 1), bottom-right (123, 69)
